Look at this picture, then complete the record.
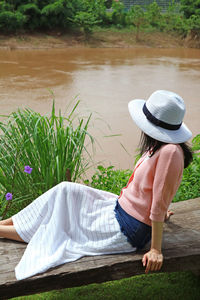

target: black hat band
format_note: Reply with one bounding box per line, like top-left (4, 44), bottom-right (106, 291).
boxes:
top-left (143, 103), bottom-right (182, 131)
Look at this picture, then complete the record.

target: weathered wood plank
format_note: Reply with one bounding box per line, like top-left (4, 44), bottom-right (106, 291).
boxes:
top-left (0, 197), bottom-right (199, 300)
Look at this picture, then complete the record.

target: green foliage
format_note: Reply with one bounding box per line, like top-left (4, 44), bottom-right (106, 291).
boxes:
top-left (90, 0), bottom-right (107, 19)
top-left (174, 134), bottom-right (200, 202)
top-left (69, 11), bottom-right (101, 36)
top-left (111, 0), bottom-right (126, 27)
top-left (37, 1), bottom-right (55, 11)
top-left (41, 0), bottom-right (74, 29)
top-left (0, 1), bottom-right (13, 11)
top-left (141, 0), bottom-right (189, 36)
top-left (180, 0), bottom-right (200, 18)
top-left (0, 10), bottom-right (26, 32)
top-left (0, 0), bottom-right (199, 39)
top-left (145, 2), bottom-right (162, 28)
top-left (67, 0), bottom-right (105, 36)
top-left (41, 1), bottom-right (69, 17)
top-left (162, 9), bottom-right (188, 35)
top-left (187, 14), bottom-right (200, 37)
top-left (164, 0), bottom-right (199, 37)
top-left (191, 134), bottom-right (200, 151)
top-left (18, 4), bottom-right (41, 30)
top-left (0, 99), bottom-right (93, 218)
top-left (126, 5), bottom-right (147, 40)
top-left (84, 165), bottom-right (132, 196)
top-left (105, 0), bottom-right (112, 9)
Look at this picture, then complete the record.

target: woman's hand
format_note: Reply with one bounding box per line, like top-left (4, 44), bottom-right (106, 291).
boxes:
top-left (165, 210), bottom-right (174, 222)
top-left (142, 248), bottom-right (163, 274)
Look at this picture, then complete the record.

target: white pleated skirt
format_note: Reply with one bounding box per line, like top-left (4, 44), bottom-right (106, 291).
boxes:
top-left (12, 182), bottom-right (136, 280)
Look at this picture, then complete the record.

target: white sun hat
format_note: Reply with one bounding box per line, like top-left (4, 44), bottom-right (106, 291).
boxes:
top-left (128, 90), bottom-right (192, 144)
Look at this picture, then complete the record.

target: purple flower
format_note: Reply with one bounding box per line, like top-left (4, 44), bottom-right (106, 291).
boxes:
top-left (24, 165), bottom-right (33, 174)
top-left (6, 193), bottom-right (13, 201)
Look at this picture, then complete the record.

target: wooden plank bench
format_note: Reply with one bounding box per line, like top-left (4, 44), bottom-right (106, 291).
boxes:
top-left (0, 197), bottom-right (200, 300)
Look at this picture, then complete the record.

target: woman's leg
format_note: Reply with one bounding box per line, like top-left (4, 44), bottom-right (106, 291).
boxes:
top-left (0, 217), bottom-right (13, 225)
top-left (0, 225), bottom-right (25, 242)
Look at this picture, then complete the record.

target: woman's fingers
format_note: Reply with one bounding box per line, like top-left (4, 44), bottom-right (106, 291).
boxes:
top-left (157, 260), bottom-right (163, 271)
top-left (142, 254), bottom-right (147, 267)
top-left (153, 259), bottom-right (163, 271)
top-left (145, 260), bottom-right (151, 274)
top-left (165, 210), bottom-right (174, 221)
top-left (168, 210), bottom-right (174, 217)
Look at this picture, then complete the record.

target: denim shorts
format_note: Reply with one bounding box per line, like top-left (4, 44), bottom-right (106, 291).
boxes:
top-left (114, 200), bottom-right (151, 250)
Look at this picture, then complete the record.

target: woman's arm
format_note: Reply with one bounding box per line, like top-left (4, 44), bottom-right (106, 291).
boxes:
top-left (142, 220), bottom-right (164, 274)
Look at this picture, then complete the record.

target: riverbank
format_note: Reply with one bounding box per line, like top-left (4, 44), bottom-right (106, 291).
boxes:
top-left (0, 29), bottom-right (199, 50)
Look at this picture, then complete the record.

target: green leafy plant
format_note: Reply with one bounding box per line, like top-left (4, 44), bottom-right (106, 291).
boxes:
top-left (41, 0), bottom-right (74, 29)
top-left (0, 1), bottom-right (13, 12)
top-left (187, 14), bottom-right (200, 37)
top-left (180, 0), bottom-right (200, 18)
top-left (84, 165), bottom-right (132, 196)
top-left (67, 0), bottom-right (104, 38)
top-left (111, 0), bottom-right (126, 28)
top-left (127, 5), bottom-right (148, 41)
top-left (18, 3), bottom-right (41, 30)
top-left (145, 2), bottom-right (162, 28)
top-left (69, 11), bottom-right (101, 38)
top-left (174, 134), bottom-right (200, 201)
top-left (0, 99), bottom-right (93, 218)
top-left (0, 10), bottom-right (26, 32)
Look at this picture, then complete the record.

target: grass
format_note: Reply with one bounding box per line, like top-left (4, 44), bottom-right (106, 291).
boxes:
top-left (12, 271), bottom-right (200, 300)
top-left (0, 98), bottom-right (94, 219)
top-left (93, 24), bottom-right (159, 34)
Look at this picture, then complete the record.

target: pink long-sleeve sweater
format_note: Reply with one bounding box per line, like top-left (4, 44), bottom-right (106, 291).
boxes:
top-left (118, 144), bottom-right (184, 226)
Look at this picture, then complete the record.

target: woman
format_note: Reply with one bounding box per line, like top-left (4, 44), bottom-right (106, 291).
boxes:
top-left (0, 90), bottom-right (193, 280)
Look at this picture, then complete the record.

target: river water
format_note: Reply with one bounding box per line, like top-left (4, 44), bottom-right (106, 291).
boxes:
top-left (0, 48), bottom-right (200, 173)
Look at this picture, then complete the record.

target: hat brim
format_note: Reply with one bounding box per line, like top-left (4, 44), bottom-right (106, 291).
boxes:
top-left (128, 99), bottom-right (192, 144)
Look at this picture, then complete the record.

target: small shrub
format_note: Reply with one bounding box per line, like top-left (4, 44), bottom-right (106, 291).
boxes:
top-left (41, 0), bottom-right (74, 29)
top-left (68, 11), bottom-right (101, 37)
top-left (174, 134), bottom-right (200, 202)
top-left (111, 0), bottom-right (127, 27)
top-left (0, 11), bottom-right (26, 32)
top-left (126, 5), bottom-right (148, 41)
top-left (0, 1), bottom-right (13, 12)
top-left (145, 2), bottom-right (162, 28)
top-left (84, 165), bottom-right (132, 196)
top-left (187, 14), bottom-right (200, 37)
top-left (180, 0), bottom-right (200, 19)
top-left (18, 3), bottom-right (41, 30)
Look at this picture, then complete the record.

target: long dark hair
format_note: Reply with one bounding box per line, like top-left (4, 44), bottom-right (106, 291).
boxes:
top-left (139, 132), bottom-right (193, 168)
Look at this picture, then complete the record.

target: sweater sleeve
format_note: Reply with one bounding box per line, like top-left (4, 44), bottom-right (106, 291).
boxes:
top-left (150, 145), bottom-right (184, 222)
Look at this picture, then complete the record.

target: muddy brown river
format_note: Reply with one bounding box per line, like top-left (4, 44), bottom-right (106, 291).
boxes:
top-left (0, 48), bottom-right (199, 174)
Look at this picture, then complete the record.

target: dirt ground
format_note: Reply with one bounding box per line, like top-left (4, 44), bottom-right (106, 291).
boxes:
top-left (0, 30), bottom-right (199, 50)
